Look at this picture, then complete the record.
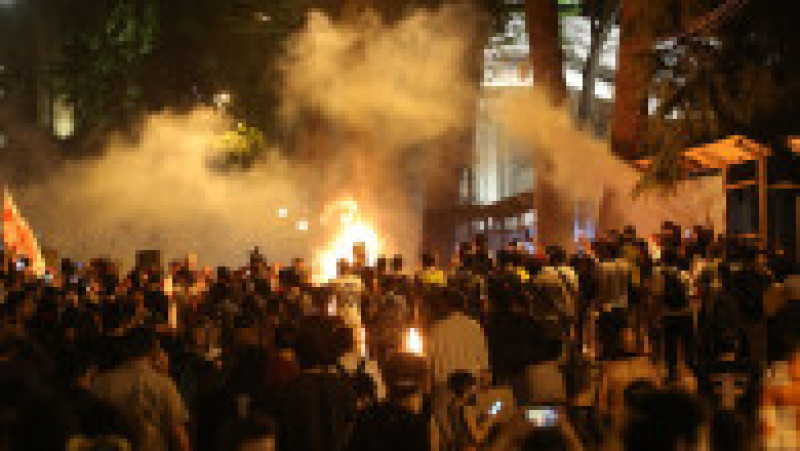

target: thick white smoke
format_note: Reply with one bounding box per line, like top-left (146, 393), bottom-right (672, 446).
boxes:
top-left (2, 4), bottom-right (483, 270)
top-left (493, 89), bottom-right (725, 237)
top-left (4, 109), bottom-right (313, 268)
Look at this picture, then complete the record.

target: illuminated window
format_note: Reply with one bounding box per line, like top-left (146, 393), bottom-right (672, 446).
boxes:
top-left (52, 95), bottom-right (75, 139)
top-left (522, 210), bottom-right (536, 227)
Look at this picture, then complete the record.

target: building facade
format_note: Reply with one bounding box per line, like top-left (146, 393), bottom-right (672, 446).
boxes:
top-left (435, 3), bottom-right (620, 256)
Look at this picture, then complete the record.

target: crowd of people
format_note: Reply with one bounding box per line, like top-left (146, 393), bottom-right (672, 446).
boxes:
top-left (1, 221), bottom-right (798, 450)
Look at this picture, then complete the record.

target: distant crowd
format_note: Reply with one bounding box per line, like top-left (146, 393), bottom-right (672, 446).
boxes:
top-left (1, 221), bottom-right (799, 450)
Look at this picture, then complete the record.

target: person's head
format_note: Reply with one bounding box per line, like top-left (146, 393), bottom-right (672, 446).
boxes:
top-left (353, 243), bottom-right (367, 267)
top-left (547, 246), bottom-right (567, 266)
top-left (474, 233), bottom-right (488, 251)
top-left (273, 324), bottom-right (296, 352)
top-left (620, 325), bottom-right (639, 354)
top-left (421, 252), bottom-right (436, 269)
top-left (623, 389), bottom-right (709, 451)
top-left (520, 427), bottom-right (578, 451)
top-left (715, 331), bottom-right (747, 361)
top-left (496, 249), bottom-right (513, 269)
top-left (376, 256), bottom-right (388, 274)
top-left (391, 254), bottom-right (403, 273)
top-left (711, 411), bottom-right (747, 451)
top-left (217, 414), bottom-right (278, 451)
top-left (443, 287), bottom-right (466, 314)
top-left (121, 327), bottom-right (160, 363)
top-left (533, 319), bottom-right (564, 363)
top-left (337, 259), bottom-right (350, 277)
top-left (382, 354), bottom-right (429, 401)
top-left (661, 244), bottom-right (681, 267)
top-left (332, 323), bottom-right (356, 357)
top-left (294, 315), bottom-right (344, 368)
top-left (447, 371), bottom-right (477, 400)
top-left (610, 239), bottom-right (625, 259)
top-left (787, 342), bottom-right (800, 381)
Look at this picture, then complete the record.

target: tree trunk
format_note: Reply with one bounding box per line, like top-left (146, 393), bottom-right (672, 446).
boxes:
top-left (611, 0), bottom-right (650, 161)
top-left (525, 0), bottom-right (567, 106)
top-left (577, 1), bottom-right (619, 130)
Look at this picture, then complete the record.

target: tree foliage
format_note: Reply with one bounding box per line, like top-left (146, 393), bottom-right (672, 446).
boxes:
top-left (51, 0), bottom-right (159, 132)
top-left (640, 0), bottom-right (799, 190)
top-left (50, 0), bottom-right (311, 139)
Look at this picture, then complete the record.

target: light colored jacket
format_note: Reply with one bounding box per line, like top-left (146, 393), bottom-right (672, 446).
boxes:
top-left (429, 312), bottom-right (490, 385)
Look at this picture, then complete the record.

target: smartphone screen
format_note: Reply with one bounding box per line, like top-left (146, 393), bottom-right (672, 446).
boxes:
top-left (526, 407), bottom-right (558, 427)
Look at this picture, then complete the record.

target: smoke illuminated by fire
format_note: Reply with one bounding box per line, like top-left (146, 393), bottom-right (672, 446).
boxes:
top-left (315, 198), bottom-right (383, 284)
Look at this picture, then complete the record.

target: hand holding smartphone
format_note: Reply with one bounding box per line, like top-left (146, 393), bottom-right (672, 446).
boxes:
top-left (488, 400), bottom-right (503, 416)
top-left (526, 407), bottom-right (559, 427)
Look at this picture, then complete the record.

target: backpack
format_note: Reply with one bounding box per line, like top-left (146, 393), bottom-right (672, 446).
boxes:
top-left (662, 267), bottom-right (689, 311)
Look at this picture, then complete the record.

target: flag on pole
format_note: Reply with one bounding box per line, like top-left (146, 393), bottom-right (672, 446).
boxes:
top-left (3, 187), bottom-right (46, 277)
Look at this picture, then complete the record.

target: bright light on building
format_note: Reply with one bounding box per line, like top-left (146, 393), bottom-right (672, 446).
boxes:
top-left (277, 208), bottom-right (288, 218)
top-left (255, 12), bottom-right (271, 22)
top-left (296, 220), bottom-right (309, 231)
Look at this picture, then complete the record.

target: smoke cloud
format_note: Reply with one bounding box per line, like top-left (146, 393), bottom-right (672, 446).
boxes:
top-left (493, 89), bottom-right (725, 237)
top-left (279, 5), bottom-right (482, 267)
top-left (2, 4), bottom-right (482, 270)
top-left (4, 109), bottom-right (313, 268)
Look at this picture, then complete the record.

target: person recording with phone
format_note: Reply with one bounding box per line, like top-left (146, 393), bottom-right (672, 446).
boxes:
top-left (433, 371), bottom-right (501, 451)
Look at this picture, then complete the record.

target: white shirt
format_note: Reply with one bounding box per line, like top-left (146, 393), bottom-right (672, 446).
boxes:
top-left (428, 312), bottom-right (490, 384)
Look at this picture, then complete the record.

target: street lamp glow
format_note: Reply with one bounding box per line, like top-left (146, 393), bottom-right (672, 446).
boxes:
top-left (255, 12), bottom-right (271, 22)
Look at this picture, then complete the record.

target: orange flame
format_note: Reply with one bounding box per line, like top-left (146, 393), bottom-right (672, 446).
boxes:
top-left (315, 198), bottom-right (382, 284)
top-left (404, 327), bottom-right (424, 356)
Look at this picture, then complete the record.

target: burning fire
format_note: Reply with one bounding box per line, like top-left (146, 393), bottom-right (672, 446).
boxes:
top-left (404, 327), bottom-right (424, 356)
top-left (315, 198), bottom-right (382, 284)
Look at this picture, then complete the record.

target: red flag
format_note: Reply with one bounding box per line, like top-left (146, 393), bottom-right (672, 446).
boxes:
top-left (3, 187), bottom-right (46, 277)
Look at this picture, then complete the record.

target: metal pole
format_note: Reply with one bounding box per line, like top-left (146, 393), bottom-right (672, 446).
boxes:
top-left (758, 154), bottom-right (768, 249)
